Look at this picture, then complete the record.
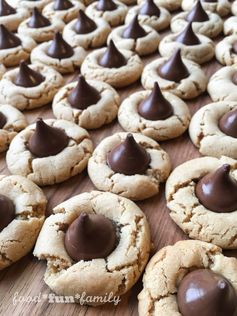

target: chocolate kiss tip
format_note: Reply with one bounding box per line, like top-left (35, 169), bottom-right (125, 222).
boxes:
top-left (158, 49), bottom-right (189, 83)
top-left (107, 133), bottom-right (150, 175)
top-left (122, 15), bottom-right (147, 39)
top-left (219, 108), bottom-right (237, 138)
top-left (27, 118), bottom-right (69, 158)
top-left (99, 40), bottom-right (127, 68)
top-left (0, 24), bottom-right (21, 49)
top-left (14, 61), bottom-right (45, 88)
top-left (96, 0), bottom-right (117, 11)
top-left (67, 75), bottom-right (101, 110)
top-left (47, 32), bottom-right (74, 59)
top-left (54, 0), bottom-right (73, 11)
top-left (0, 0), bottom-right (16, 16)
top-left (139, 0), bottom-right (160, 17)
top-left (195, 164), bottom-right (237, 213)
top-left (176, 22), bottom-right (201, 46)
top-left (0, 111), bottom-right (6, 129)
top-left (0, 194), bottom-right (15, 232)
top-left (138, 82), bottom-right (173, 120)
top-left (74, 10), bottom-right (97, 34)
top-left (64, 212), bottom-right (117, 261)
top-left (186, 0), bottom-right (209, 23)
top-left (28, 7), bottom-right (51, 29)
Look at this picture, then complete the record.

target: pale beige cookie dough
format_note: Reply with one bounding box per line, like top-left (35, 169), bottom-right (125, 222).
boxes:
top-left (88, 132), bottom-right (171, 200)
top-left (0, 64), bottom-right (64, 110)
top-left (0, 6), bottom-right (30, 32)
top-left (224, 16), bottom-right (237, 36)
top-left (165, 156), bottom-right (237, 248)
top-left (63, 17), bottom-right (111, 49)
top-left (170, 10), bottom-right (223, 38)
top-left (0, 175), bottom-right (47, 270)
top-left (6, 119), bottom-right (93, 186)
top-left (8, 0), bottom-right (52, 12)
top-left (125, 5), bottom-right (171, 31)
top-left (0, 33), bottom-right (36, 67)
top-left (232, 0), bottom-right (237, 15)
top-left (86, 0), bottom-right (128, 27)
top-left (138, 0), bottom-right (182, 11)
top-left (189, 101), bottom-right (237, 159)
top-left (52, 79), bottom-right (120, 129)
top-left (18, 17), bottom-right (64, 43)
top-left (118, 90), bottom-right (190, 141)
top-left (107, 23), bottom-right (160, 56)
top-left (31, 40), bottom-right (86, 74)
top-left (0, 64), bottom-right (6, 80)
top-left (181, 0), bottom-right (231, 17)
top-left (0, 104), bottom-right (27, 153)
top-left (138, 240), bottom-right (237, 315)
top-left (208, 65), bottom-right (237, 102)
top-left (34, 191), bottom-right (151, 304)
top-left (141, 57), bottom-right (207, 99)
top-left (81, 47), bottom-right (143, 88)
top-left (43, 0), bottom-right (85, 23)
top-left (159, 31), bottom-right (215, 64)
top-left (216, 35), bottom-right (237, 65)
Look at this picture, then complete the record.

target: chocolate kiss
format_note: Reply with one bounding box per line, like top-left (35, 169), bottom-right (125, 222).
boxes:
top-left (158, 49), bottom-right (189, 83)
top-left (64, 213), bottom-right (117, 261)
top-left (28, 118), bottom-right (69, 158)
top-left (232, 41), bottom-right (237, 54)
top-left (67, 75), bottom-right (101, 110)
top-left (0, 194), bottom-right (15, 232)
top-left (203, 0), bottom-right (217, 2)
top-left (0, 0), bottom-right (16, 16)
top-left (107, 134), bottom-right (151, 175)
top-left (96, 0), bottom-right (117, 11)
top-left (0, 112), bottom-right (6, 129)
top-left (195, 164), bottom-right (237, 213)
top-left (74, 10), bottom-right (97, 34)
top-left (219, 109), bottom-right (237, 138)
top-left (99, 40), bottom-right (127, 68)
top-left (139, 0), bottom-right (160, 17)
top-left (54, 0), bottom-right (73, 10)
top-left (186, 0), bottom-right (209, 23)
top-left (14, 61), bottom-right (45, 88)
top-left (177, 269), bottom-right (237, 316)
top-left (28, 8), bottom-right (51, 28)
top-left (0, 24), bottom-right (21, 49)
top-left (47, 32), bottom-right (74, 59)
top-left (122, 15), bottom-right (147, 40)
top-left (138, 82), bottom-right (173, 120)
top-left (176, 22), bottom-right (201, 46)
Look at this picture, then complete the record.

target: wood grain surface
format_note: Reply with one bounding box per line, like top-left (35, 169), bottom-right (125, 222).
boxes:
top-left (0, 21), bottom-right (236, 316)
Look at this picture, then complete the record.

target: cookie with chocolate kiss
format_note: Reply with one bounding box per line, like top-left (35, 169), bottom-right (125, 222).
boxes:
top-left (14, 61), bottom-right (45, 88)
top-left (0, 0), bottom-right (16, 16)
top-left (219, 109), bottom-right (237, 138)
top-left (138, 82), bottom-right (173, 120)
top-left (28, 8), bottom-right (51, 29)
top-left (67, 75), bottom-right (101, 110)
top-left (139, 0), bottom-right (160, 17)
top-left (176, 22), bottom-right (201, 46)
top-left (186, 0), bottom-right (209, 23)
top-left (28, 118), bottom-right (69, 158)
top-left (54, 0), bottom-right (73, 10)
top-left (196, 164), bottom-right (237, 213)
top-left (0, 194), bottom-right (15, 232)
top-left (64, 212), bottom-right (117, 261)
top-left (96, 0), bottom-right (117, 11)
top-left (122, 15), bottom-right (147, 39)
top-left (158, 49), bottom-right (189, 83)
top-left (177, 269), bottom-right (237, 316)
top-left (74, 10), bottom-right (97, 34)
top-left (0, 112), bottom-right (6, 129)
top-left (47, 32), bottom-right (74, 59)
top-left (99, 40), bottom-right (127, 68)
top-left (107, 133), bottom-right (150, 175)
top-left (0, 24), bottom-right (21, 49)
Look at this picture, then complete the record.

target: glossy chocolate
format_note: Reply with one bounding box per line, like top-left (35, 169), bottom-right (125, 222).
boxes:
top-left (54, 0), bottom-right (73, 10)
top-left (232, 41), bottom-right (237, 54)
top-left (186, 0), bottom-right (209, 22)
top-left (219, 109), bottom-right (237, 138)
top-left (122, 15), bottom-right (147, 39)
top-left (203, 0), bottom-right (217, 2)
top-left (196, 164), bottom-right (237, 212)
top-left (0, 194), bottom-right (15, 232)
top-left (0, 24), bottom-right (21, 49)
top-left (107, 133), bottom-right (150, 175)
top-left (0, 112), bottom-right (6, 129)
top-left (0, 0), bottom-right (16, 16)
top-left (158, 49), bottom-right (189, 83)
top-left (96, 0), bottom-right (117, 11)
top-left (138, 82), bottom-right (173, 120)
top-left (28, 118), bottom-right (69, 157)
top-left (177, 269), bottom-right (237, 316)
top-left (99, 40), bottom-right (127, 68)
top-left (67, 75), bottom-right (101, 109)
top-left (74, 10), bottom-right (97, 34)
top-left (47, 32), bottom-right (74, 59)
top-left (139, 0), bottom-right (160, 17)
top-left (14, 61), bottom-right (45, 87)
top-left (64, 213), bottom-right (117, 261)
top-left (28, 8), bottom-right (51, 28)
top-left (176, 22), bottom-right (201, 46)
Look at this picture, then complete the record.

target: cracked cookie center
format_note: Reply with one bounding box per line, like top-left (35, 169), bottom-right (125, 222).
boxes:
top-left (0, 194), bottom-right (15, 232)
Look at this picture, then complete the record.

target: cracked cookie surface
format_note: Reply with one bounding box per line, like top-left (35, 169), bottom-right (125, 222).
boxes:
top-left (224, 16), bottom-right (237, 36)
top-left (33, 190), bottom-right (151, 304)
top-left (8, 0), bottom-right (52, 12)
top-left (137, 0), bottom-right (181, 11)
top-left (216, 35), bottom-right (237, 65)
top-left (181, 0), bottom-right (231, 16)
